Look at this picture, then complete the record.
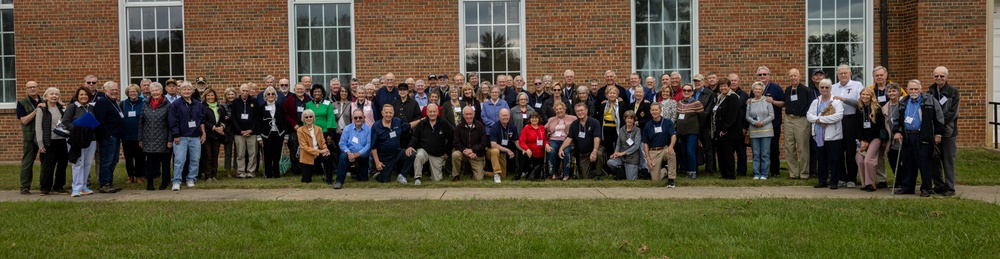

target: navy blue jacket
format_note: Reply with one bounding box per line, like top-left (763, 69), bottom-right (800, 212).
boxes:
top-left (169, 98), bottom-right (206, 138)
top-left (93, 95), bottom-right (125, 139)
top-left (120, 98), bottom-right (145, 141)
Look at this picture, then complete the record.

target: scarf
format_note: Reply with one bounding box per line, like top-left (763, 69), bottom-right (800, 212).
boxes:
top-left (207, 101), bottom-right (219, 122)
top-left (814, 99), bottom-right (832, 147)
top-left (150, 97), bottom-right (163, 110)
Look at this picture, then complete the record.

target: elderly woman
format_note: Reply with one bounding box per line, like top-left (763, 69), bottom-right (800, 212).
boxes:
top-left (140, 82), bottom-right (172, 190)
top-left (200, 89), bottom-right (227, 182)
top-left (121, 84), bottom-right (145, 184)
top-left (63, 87), bottom-right (97, 197)
top-left (676, 84), bottom-right (704, 179)
top-left (352, 83), bottom-right (376, 126)
top-left (510, 92), bottom-right (536, 130)
top-left (518, 112), bottom-right (548, 181)
top-left (307, 84), bottom-right (337, 140)
top-left (35, 87), bottom-right (68, 195)
top-left (807, 79), bottom-right (845, 189)
top-left (481, 85), bottom-right (510, 134)
top-left (598, 86), bottom-right (628, 163)
top-left (168, 82), bottom-right (205, 191)
top-left (882, 83), bottom-right (904, 177)
top-left (221, 87), bottom-right (238, 177)
top-left (606, 110), bottom-right (642, 180)
top-left (855, 87), bottom-right (886, 192)
top-left (545, 82), bottom-right (573, 116)
top-left (574, 85), bottom-right (595, 118)
top-left (297, 109), bottom-right (333, 183)
top-left (746, 82), bottom-right (775, 180)
top-left (658, 85), bottom-right (678, 122)
top-left (712, 77), bottom-right (741, 180)
top-left (545, 101), bottom-right (578, 180)
top-left (257, 86), bottom-right (289, 179)
top-left (442, 85), bottom-right (467, 127)
top-left (631, 86), bottom-right (652, 128)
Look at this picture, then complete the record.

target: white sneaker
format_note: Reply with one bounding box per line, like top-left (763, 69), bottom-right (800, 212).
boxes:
top-left (414, 179), bottom-right (422, 186)
top-left (838, 181), bottom-right (847, 187)
top-left (761, 177), bottom-right (768, 180)
top-left (753, 176), bottom-right (761, 180)
top-left (397, 174), bottom-right (408, 184)
top-left (494, 174), bottom-right (502, 183)
top-left (846, 182), bottom-right (856, 188)
top-left (172, 183), bottom-right (180, 191)
top-left (186, 180), bottom-right (195, 188)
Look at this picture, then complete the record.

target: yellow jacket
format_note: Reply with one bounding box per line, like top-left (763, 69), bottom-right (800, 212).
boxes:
top-left (868, 81), bottom-right (907, 100)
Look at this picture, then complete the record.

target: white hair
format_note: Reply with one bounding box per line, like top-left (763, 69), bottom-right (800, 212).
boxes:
top-left (103, 81), bottom-right (118, 90)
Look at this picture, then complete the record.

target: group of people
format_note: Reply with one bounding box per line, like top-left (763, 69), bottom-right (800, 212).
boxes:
top-left (15, 65), bottom-right (959, 196)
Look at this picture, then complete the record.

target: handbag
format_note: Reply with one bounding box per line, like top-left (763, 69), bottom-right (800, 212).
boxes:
top-left (53, 121), bottom-right (71, 138)
top-left (279, 149), bottom-right (291, 175)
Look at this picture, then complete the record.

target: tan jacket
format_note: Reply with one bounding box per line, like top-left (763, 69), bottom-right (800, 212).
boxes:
top-left (297, 124), bottom-right (327, 165)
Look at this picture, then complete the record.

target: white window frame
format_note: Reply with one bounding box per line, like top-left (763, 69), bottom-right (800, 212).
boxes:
top-left (0, 2), bottom-right (14, 108)
top-left (117, 0), bottom-right (185, 93)
top-left (457, 0), bottom-right (527, 82)
top-left (630, 0), bottom-right (699, 85)
top-left (804, 0), bottom-right (874, 86)
top-left (287, 0), bottom-right (356, 84)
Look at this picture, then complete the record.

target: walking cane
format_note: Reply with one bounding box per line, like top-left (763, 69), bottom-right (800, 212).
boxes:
top-left (890, 137), bottom-right (903, 196)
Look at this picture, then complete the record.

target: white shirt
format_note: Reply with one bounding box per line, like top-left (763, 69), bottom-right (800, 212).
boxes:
top-left (831, 80), bottom-right (863, 115)
top-left (806, 98), bottom-right (845, 141)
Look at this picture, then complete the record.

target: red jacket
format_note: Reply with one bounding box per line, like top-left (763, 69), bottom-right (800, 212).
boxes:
top-left (518, 124), bottom-right (548, 158)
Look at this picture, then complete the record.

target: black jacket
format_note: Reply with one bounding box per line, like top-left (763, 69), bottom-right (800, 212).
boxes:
top-left (203, 103), bottom-right (230, 141)
top-left (630, 100), bottom-right (653, 129)
top-left (256, 102), bottom-right (288, 136)
top-left (893, 93), bottom-right (945, 142)
top-left (713, 92), bottom-right (742, 140)
top-left (454, 119), bottom-right (489, 157)
top-left (409, 119), bottom-right (455, 157)
top-left (855, 105), bottom-right (886, 142)
top-left (230, 96), bottom-right (258, 134)
top-left (93, 95), bottom-right (125, 139)
top-left (927, 83), bottom-right (959, 137)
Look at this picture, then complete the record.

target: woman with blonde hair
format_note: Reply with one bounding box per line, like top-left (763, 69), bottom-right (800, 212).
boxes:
top-left (855, 87), bottom-right (885, 191)
top-left (221, 87), bottom-right (238, 177)
top-left (120, 84), bottom-right (145, 184)
top-left (441, 85), bottom-right (467, 127)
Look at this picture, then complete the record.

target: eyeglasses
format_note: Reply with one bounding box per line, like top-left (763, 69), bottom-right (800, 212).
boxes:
top-left (934, 75), bottom-right (946, 78)
top-left (535, 82), bottom-right (543, 85)
top-left (86, 82), bottom-right (97, 85)
top-left (757, 73), bottom-right (769, 77)
top-left (554, 88), bottom-right (563, 91)
top-left (265, 93), bottom-right (276, 96)
top-left (682, 89), bottom-right (694, 92)
top-left (818, 86), bottom-right (831, 89)
top-left (353, 116), bottom-right (364, 119)
top-left (280, 84), bottom-right (289, 87)
top-left (304, 116), bottom-right (314, 118)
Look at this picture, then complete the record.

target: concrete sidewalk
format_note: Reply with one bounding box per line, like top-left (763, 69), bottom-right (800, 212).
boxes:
top-left (3, 185), bottom-right (1000, 204)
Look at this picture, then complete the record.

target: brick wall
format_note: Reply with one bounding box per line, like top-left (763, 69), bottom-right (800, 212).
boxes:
top-left (353, 0), bottom-right (461, 82)
top-left (524, 0), bottom-right (632, 82)
top-left (700, 0), bottom-right (806, 82)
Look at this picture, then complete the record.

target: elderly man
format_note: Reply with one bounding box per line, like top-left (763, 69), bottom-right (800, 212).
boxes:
top-left (783, 69), bottom-right (815, 180)
top-left (283, 82), bottom-right (312, 175)
top-left (596, 70), bottom-right (630, 105)
top-left (231, 83), bottom-right (259, 178)
top-left (808, 68), bottom-right (826, 176)
top-left (487, 108), bottom-right (519, 182)
top-left (627, 73), bottom-right (643, 104)
top-left (84, 75), bottom-right (100, 98)
top-left (893, 80), bottom-right (945, 197)
top-left (644, 104), bottom-right (678, 187)
top-left (468, 73), bottom-right (480, 91)
top-left (669, 72), bottom-right (683, 101)
top-left (559, 103), bottom-right (604, 180)
top-left (407, 104), bottom-right (454, 184)
top-left (324, 78), bottom-right (342, 103)
top-left (16, 81), bottom-right (41, 195)
top-left (349, 78), bottom-right (361, 99)
top-left (705, 72), bottom-right (720, 92)
top-left (528, 77), bottom-right (551, 119)
top-left (660, 73), bottom-right (672, 97)
top-left (300, 76), bottom-right (313, 89)
top-left (92, 81), bottom-right (126, 193)
top-left (451, 107), bottom-right (489, 181)
top-left (371, 104), bottom-right (416, 184)
top-left (562, 70), bottom-right (578, 100)
top-left (750, 66), bottom-right (786, 178)
top-left (830, 64), bottom-right (863, 187)
top-left (728, 73), bottom-right (750, 176)
top-left (499, 75), bottom-right (518, 106)
top-left (867, 66), bottom-right (902, 188)
top-left (192, 77), bottom-right (209, 101)
top-left (404, 78), bottom-right (415, 90)
top-left (374, 73), bottom-right (400, 121)
top-left (140, 79), bottom-right (152, 100)
top-left (928, 66), bottom-right (959, 196)
top-left (335, 109), bottom-right (373, 189)
top-left (413, 80), bottom-right (430, 109)
top-left (693, 73), bottom-right (717, 175)
top-left (453, 73), bottom-right (466, 87)
top-left (164, 79), bottom-right (180, 103)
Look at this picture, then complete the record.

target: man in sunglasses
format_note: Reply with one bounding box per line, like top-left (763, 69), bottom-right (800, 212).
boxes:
top-left (84, 75), bottom-right (102, 100)
top-left (335, 110), bottom-right (373, 189)
top-left (528, 77), bottom-right (551, 121)
top-left (750, 66), bottom-right (786, 178)
top-left (278, 78), bottom-right (291, 97)
top-left (927, 66), bottom-right (959, 197)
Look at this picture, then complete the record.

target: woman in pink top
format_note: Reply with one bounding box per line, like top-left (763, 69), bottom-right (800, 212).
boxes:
top-left (351, 83), bottom-right (376, 126)
top-left (544, 101), bottom-right (578, 180)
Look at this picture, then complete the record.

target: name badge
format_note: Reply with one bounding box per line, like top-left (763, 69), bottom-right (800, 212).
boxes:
top-left (501, 139), bottom-right (509, 146)
top-left (554, 131), bottom-right (562, 137)
top-left (297, 107), bottom-right (304, 112)
top-left (522, 114), bottom-right (527, 119)
top-left (863, 122), bottom-right (871, 128)
top-left (389, 131), bottom-right (397, 138)
top-left (323, 100), bottom-right (331, 105)
top-left (904, 116), bottom-right (914, 124)
top-left (128, 111), bottom-right (137, 117)
top-left (534, 103), bottom-right (542, 108)
top-left (536, 140), bottom-right (543, 146)
top-left (265, 106), bottom-right (273, 111)
top-left (938, 96), bottom-right (948, 106)
top-left (472, 106), bottom-right (476, 111)
top-left (877, 96), bottom-right (887, 102)
top-left (654, 126), bottom-right (662, 133)
top-left (578, 131), bottom-right (586, 138)
top-left (364, 106), bottom-right (372, 111)
top-left (241, 114), bottom-right (249, 120)
top-left (351, 137), bottom-right (359, 144)
top-left (712, 106), bottom-right (718, 112)
top-left (678, 114), bottom-right (686, 120)
top-left (188, 121), bottom-right (196, 128)
top-left (790, 95), bottom-right (798, 102)
top-left (626, 138), bottom-right (634, 146)
top-left (118, 112), bottom-right (125, 118)
top-left (452, 107), bottom-right (461, 113)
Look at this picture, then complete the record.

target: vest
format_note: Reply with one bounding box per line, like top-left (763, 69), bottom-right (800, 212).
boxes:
top-left (39, 103), bottom-right (64, 147)
top-left (18, 96), bottom-right (39, 142)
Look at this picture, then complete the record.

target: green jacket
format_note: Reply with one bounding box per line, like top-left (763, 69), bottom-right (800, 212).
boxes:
top-left (18, 96), bottom-right (39, 142)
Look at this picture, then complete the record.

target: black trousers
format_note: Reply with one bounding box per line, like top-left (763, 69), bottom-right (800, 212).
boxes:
top-left (736, 134), bottom-right (748, 176)
top-left (261, 131), bottom-right (283, 178)
top-left (145, 152), bottom-right (171, 185)
top-left (887, 148), bottom-right (901, 181)
top-left (698, 129), bottom-right (716, 173)
top-left (286, 133), bottom-right (300, 174)
top-left (200, 139), bottom-right (221, 179)
top-left (39, 139), bottom-right (68, 192)
top-left (714, 138), bottom-right (736, 179)
top-left (809, 137), bottom-right (819, 176)
top-left (769, 124), bottom-right (782, 177)
top-left (601, 126), bottom-right (618, 159)
top-left (122, 140), bottom-right (145, 177)
top-left (816, 139), bottom-right (843, 186)
top-left (899, 135), bottom-right (933, 192)
top-left (302, 154), bottom-right (334, 183)
top-left (520, 156), bottom-right (545, 179)
top-left (840, 114), bottom-right (859, 184)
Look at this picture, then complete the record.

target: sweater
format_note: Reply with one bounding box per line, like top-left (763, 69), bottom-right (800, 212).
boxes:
top-left (121, 98), bottom-right (144, 141)
top-left (518, 124), bottom-right (548, 158)
top-left (745, 98), bottom-right (775, 138)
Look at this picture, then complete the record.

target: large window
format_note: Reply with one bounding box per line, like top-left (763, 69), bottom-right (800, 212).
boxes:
top-left (633, 0), bottom-right (697, 88)
top-left (290, 1), bottom-right (354, 86)
top-left (120, 0), bottom-right (185, 85)
top-left (1, 0), bottom-right (14, 104)
top-left (460, 0), bottom-right (524, 85)
top-left (806, 0), bottom-right (872, 83)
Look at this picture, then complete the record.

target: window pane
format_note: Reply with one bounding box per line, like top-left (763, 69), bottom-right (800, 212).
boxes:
top-left (465, 26), bottom-right (478, 48)
top-left (678, 46), bottom-right (691, 69)
top-left (677, 0), bottom-right (690, 21)
top-left (850, 0), bottom-right (864, 18)
top-left (822, 44), bottom-right (835, 66)
top-left (850, 43), bottom-right (864, 65)
top-left (822, 0), bottom-right (835, 18)
top-left (506, 25), bottom-right (520, 47)
top-left (143, 55), bottom-right (156, 76)
top-left (129, 32), bottom-right (142, 53)
top-left (143, 31), bottom-right (156, 53)
top-left (324, 4), bottom-right (338, 26)
top-left (156, 30), bottom-right (168, 53)
top-left (492, 2), bottom-right (505, 24)
top-left (649, 23), bottom-right (664, 46)
top-left (636, 47), bottom-right (648, 71)
top-left (807, 20), bottom-right (821, 43)
top-left (661, 47), bottom-right (674, 69)
top-left (142, 7), bottom-right (155, 30)
top-left (157, 54), bottom-right (170, 77)
top-left (170, 7), bottom-right (183, 29)
top-left (506, 2), bottom-right (518, 25)
top-left (807, 0), bottom-right (822, 18)
top-left (807, 45), bottom-right (822, 67)
top-left (312, 52), bottom-right (324, 75)
top-left (821, 20), bottom-right (834, 42)
top-left (298, 52), bottom-right (311, 74)
top-left (3, 81), bottom-right (14, 103)
top-left (2, 33), bottom-right (13, 55)
top-left (296, 5), bottom-right (310, 27)
top-left (3, 57), bottom-right (13, 79)
top-left (478, 2), bottom-right (490, 24)
top-left (171, 54), bottom-right (183, 76)
top-left (325, 52), bottom-right (338, 75)
top-left (338, 4), bottom-right (351, 27)
top-left (128, 8), bottom-right (142, 30)
top-left (464, 2), bottom-right (477, 25)
top-left (850, 19), bottom-right (863, 42)
top-left (836, 0), bottom-right (849, 18)
top-left (130, 55), bottom-right (143, 77)
top-left (479, 26), bottom-right (493, 47)
top-left (169, 31), bottom-right (183, 52)
top-left (635, 23), bottom-right (648, 46)
top-left (339, 51), bottom-right (351, 74)
top-left (156, 7), bottom-right (169, 30)
top-left (310, 5), bottom-right (323, 26)
top-left (836, 20), bottom-right (849, 42)
top-left (465, 50), bottom-right (479, 72)
top-left (325, 28), bottom-right (337, 50)
top-left (651, 0), bottom-right (664, 21)
top-left (296, 28), bottom-right (310, 50)
top-left (310, 28), bottom-right (323, 51)
top-left (678, 23), bottom-right (690, 45)
top-left (636, 0), bottom-right (649, 22)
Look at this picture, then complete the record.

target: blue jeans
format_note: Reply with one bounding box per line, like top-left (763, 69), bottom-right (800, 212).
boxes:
top-left (679, 134), bottom-right (698, 172)
top-left (98, 136), bottom-right (121, 186)
top-left (546, 140), bottom-right (573, 176)
top-left (172, 137), bottom-right (201, 184)
top-left (337, 153), bottom-right (371, 184)
top-left (750, 137), bottom-right (772, 178)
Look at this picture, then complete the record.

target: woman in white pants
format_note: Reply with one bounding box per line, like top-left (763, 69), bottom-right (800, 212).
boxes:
top-left (63, 87), bottom-right (98, 197)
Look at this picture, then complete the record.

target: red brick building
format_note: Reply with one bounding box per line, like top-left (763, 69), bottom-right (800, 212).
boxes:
top-left (0, 0), bottom-right (993, 161)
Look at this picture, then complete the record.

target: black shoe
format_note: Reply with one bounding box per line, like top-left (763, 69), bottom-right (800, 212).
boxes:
top-left (665, 179), bottom-right (676, 188)
top-left (829, 185), bottom-right (839, 190)
top-left (110, 185), bottom-right (122, 193)
top-left (98, 185), bottom-right (113, 193)
top-left (814, 184), bottom-right (828, 188)
top-left (920, 191), bottom-right (932, 197)
top-left (594, 176), bottom-right (603, 181)
top-left (894, 189), bottom-right (914, 195)
top-left (40, 190), bottom-right (50, 196)
top-left (876, 182), bottom-right (888, 189)
top-left (20, 188), bottom-right (30, 195)
top-left (53, 189), bottom-right (69, 194)
top-left (146, 183), bottom-right (155, 191)
top-left (942, 191), bottom-right (956, 197)
top-left (158, 182), bottom-right (169, 190)
top-left (512, 173), bottom-right (522, 181)
top-left (451, 176), bottom-right (460, 182)
top-left (323, 178), bottom-right (333, 185)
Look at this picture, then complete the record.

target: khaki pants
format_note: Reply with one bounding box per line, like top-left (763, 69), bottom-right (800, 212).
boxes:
top-left (647, 148), bottom-right (677, 181)
top-left (234, 134), bottom-right (258, 175)
top-left (783, 116), bottom-right (810, 179)
top-left (486, 148), bottom-right (509, 177)
top-left (451, 150), bottom-right (485, 180)
top-left (413, 149), bottom-right (446, 181)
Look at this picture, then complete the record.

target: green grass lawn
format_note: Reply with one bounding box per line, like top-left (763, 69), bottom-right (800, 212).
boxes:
top-left (5, 148), bottom-right (998, 190)
top-left (1, 199), bottom-right (998, 257)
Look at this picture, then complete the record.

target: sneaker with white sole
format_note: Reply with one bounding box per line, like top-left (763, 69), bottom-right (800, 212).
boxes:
top-left (494, 174), bottom-right (501, 183)
top-left (845, 182), bottom-right (856, 188)
top-left (397, 174), bottom-right (408, 184)
top-left (665, 179), bottom-right (675, 188)
top-left (186, 180), bottom-right (195, 188)
top-left (172, 183), bottom-right (180, 191)
top-left (753, 176), bottom-right (761, 180)
top-left (414, 179), bottom-right (422, 186)
top-left (761, 177), bottom-right (768, 180)
top-left (838, 181), bottom-right (847, 187)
